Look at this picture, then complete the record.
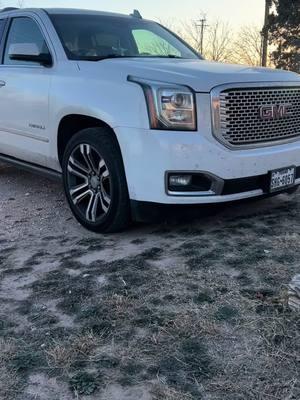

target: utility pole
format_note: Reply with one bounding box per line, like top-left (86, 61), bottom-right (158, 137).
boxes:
top-left (197, 18), bottom-right (208, 55)
top-left (261, 0), bottom-right (272, 66)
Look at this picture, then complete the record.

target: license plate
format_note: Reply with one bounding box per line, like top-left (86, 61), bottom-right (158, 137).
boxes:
top-left (269, 166), bottom-right (296, 192)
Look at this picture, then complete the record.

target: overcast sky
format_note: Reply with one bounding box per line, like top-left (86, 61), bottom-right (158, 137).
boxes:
top-left (4, 0), bottom-right (266, 28)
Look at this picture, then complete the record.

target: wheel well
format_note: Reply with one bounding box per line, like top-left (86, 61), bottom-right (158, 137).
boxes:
top-left (57, 114), bottom-right (116, 166)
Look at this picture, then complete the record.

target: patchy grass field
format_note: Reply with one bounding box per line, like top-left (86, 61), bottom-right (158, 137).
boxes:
top-left (0, 162), bottom-right (299, 400)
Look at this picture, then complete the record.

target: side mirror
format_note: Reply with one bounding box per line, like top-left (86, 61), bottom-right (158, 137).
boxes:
top-left (8, 43), bottom-right (52, 67)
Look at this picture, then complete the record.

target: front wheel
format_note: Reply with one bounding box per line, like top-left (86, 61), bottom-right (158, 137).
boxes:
top-left (62, 127), bottom-right (131, 233)
top-left (286, 186), bottom-right (299, 195)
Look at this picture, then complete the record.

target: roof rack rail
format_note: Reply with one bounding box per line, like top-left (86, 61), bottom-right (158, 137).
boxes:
top-left (130, 9), bottom-right (142, 19)
top-left (1, 7), bottom-right (19, 13)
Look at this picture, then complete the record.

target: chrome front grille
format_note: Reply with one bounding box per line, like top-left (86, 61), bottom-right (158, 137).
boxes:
top-left (212, 84), bottom-right (300, 149)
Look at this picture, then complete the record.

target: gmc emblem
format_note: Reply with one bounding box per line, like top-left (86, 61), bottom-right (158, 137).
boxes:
top-left (259, 104), bottom-right (293, 120)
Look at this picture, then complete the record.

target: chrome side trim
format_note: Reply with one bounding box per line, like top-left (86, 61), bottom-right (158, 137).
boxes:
top-left (211, 81), bottom-right (300, 150)
top-left (168, 189), bottom-right (216, 196)
top-left (168, 188), bottom-right (264, 201)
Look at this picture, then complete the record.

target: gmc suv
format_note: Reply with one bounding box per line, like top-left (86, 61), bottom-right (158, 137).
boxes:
top-left (0, 7), bottom-right (300, 232)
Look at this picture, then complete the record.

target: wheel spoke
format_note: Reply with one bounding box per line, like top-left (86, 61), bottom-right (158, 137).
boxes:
top-left (68, 156), bottom-right (89, 180)
top-left (98, 159), bottom-right (106, 175)
top-left (99, 189), bottom-right (111, 213)
top-left (80, 144), bottom-right (97, 173)
top-left (72, 188), bottom-right (92, 205)
top-left (101, 187), bottom-right (111, 205)
top-left (86, 192), bottom-right (99, 222)
top-left (70, 182), bottom-right (89, 197)
top-left (101, 169), bottom-right (109, 179)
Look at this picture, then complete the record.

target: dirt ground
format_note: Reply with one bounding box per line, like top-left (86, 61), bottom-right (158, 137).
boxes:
top-left (0, 161), bottom-right (299, 400)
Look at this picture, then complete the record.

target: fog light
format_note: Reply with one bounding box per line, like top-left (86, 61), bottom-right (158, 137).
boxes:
top-left (169, 175), bottom-right (192, 187)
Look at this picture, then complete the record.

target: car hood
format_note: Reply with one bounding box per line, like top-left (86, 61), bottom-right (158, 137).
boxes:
top-left (79, 58), bottom-right (300, 92)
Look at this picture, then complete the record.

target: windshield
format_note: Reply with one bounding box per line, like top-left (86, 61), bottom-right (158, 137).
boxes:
top-left (50, 14), bottom-right (200, 61)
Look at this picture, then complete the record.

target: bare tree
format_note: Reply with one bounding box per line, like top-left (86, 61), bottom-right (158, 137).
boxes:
top-left (232, 25), bottom-right (263, 66)
top-left (159, 16), bottom-right (268, 67)
top-left (140, 38), bottom-right (180, 57)
top-left (157, 18), bottom-right (184, 39)
top-left (17, 0), bottom-right (25, 7)
top-left (181, 17), bottom-right (205, 53)
top-left (182, 18), bottom-right (233, 62)
top-left (204, 20), bottom-right (233, 62)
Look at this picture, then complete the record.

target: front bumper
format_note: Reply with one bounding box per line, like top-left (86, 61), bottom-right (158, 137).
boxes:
top-left (114, 92), bottom-right (300, 205)
top-left (115, 127), bottom-right (300, 205)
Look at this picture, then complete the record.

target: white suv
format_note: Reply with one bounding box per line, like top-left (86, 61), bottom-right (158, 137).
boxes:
top-left (0, 7), bottom-right (300, 232)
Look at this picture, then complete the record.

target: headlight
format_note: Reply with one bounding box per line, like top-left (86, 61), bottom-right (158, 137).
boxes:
top-left (128, 76), bottom-right (197, 131)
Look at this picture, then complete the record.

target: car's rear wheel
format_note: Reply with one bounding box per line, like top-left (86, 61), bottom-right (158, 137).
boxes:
top-left (62, 127), bottom-right (131, 233)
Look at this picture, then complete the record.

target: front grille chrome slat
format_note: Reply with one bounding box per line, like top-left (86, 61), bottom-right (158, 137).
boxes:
top-left (211, 83), bottom-right (300, 149)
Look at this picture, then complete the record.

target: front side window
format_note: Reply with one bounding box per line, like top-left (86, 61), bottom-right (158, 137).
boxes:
top-left (4, 17), bottom-right (50, 65)
top-left (50, 14), bottom-right (200, 61)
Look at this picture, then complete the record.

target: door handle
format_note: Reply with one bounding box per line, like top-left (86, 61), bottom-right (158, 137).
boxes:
top-left (0, 80), bottom-right (6, 87)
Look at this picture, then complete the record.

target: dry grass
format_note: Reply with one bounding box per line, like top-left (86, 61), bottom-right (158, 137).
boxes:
top-left (45, 331), bottom-right (101, 372)
top-left (0, 339), bottom-right (23, 400)
top-left (152, 384), bottom-right (194, 400)
top-left (0, 338), bottom-right (16, 362)
top-left (0, 366), bottom-right (20, 400)
top-left (1, 187), bottom-right (300, 399)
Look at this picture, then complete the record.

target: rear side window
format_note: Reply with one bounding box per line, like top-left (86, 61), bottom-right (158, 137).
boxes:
top-left (4, 17), bottom-right (49, 65)
top-left (0, 19), bottom-right (6, 43)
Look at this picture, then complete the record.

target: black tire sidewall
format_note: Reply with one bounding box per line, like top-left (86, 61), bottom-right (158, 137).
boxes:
top-left (62, 127), bottom-right (130, 233)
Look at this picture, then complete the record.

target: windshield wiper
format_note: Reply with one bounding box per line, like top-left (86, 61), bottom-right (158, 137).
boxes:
top-left (135, 54), bottom-right (185, 59)
top-left (81, 54), bottom-right (186, 61)
top-left (80, 54), bottom-right (133, 61)
top-left (160, 55), bottom-right (184, 58)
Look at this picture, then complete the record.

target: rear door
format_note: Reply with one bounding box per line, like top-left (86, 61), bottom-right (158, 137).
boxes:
top-left (0, 15), bottom-right (53, 166)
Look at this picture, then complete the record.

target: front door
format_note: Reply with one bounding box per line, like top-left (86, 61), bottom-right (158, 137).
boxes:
top-left (0, 16), bottom-right (52, 166)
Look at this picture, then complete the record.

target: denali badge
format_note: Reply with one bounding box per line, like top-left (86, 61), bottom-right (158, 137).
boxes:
top-left (259, 104), bottom-right (293, 120)
top-left (29, 123), bottom-right (46, 130)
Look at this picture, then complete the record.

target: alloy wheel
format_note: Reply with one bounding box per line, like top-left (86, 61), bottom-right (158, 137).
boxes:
top-left (67, 144), bottom-right (111, 222)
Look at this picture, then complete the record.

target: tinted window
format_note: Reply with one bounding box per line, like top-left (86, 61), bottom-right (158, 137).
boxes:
top-left (0, 19), bottom-right (6, 43)
top-left (50, 14), bottom-right (199, 61)
top-left (4, 17), bottom-right (49, 65)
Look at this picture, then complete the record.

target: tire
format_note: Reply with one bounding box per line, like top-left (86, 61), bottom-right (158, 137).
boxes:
top-left (62, 127), bottom-right (131, 233)
top-left (286, 186), bottom-right (299, 195)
